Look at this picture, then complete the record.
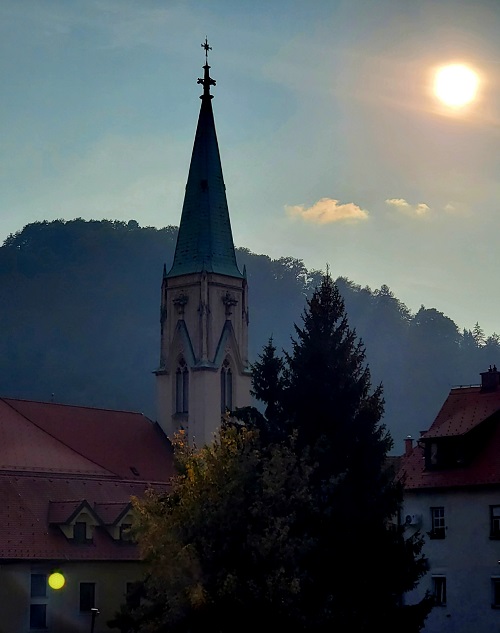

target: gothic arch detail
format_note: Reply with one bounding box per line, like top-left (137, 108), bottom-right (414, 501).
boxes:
top-left (220, 358), bottom-right (233, 413)
top-left (175, 358), bottom-right (189, 414)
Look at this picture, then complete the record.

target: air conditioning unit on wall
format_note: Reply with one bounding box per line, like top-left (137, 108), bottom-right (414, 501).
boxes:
top-left (405, 513), bottom-right (422, 526)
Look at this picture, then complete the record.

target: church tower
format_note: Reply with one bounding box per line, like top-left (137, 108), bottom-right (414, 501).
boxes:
top-left (155, 41), bottom-right (251, 446)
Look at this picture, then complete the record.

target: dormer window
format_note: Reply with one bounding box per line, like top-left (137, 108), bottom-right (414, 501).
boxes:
top-left (120, 523), bottom-right (133, 542)
top-left (48, 501), bottom-right (99, 543)
top-left (74, 521), bottom-right (88, 544)
top-left (70, 514), bottom-right (95, 543)
top-left (92, 502), bottom-right (135, 541)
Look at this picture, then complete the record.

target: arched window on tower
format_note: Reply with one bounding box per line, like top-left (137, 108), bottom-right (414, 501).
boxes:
top-left (175, 359), bottom-right (189, 414)
top-left (220, 358), bottom-right (233, 413)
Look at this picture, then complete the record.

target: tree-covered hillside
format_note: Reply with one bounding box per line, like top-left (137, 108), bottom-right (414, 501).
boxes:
top-left (0, 219), bottom-right (497, 451)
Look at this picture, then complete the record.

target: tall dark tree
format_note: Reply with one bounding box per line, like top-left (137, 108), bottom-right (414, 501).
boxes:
top-left (253, 273), bottom-right (432, 631)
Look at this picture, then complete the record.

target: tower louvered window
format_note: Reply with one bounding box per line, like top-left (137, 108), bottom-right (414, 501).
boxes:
top-left (221, 359), bottom-right (233, 413)
top-left (176, 359), bottom-right (189, 413)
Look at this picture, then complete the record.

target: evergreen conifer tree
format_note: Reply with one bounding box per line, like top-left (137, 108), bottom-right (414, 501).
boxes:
top-left (247, 273), bottom-right (432, 631)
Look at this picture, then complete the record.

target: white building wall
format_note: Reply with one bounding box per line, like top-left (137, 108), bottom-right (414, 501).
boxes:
top-left (157, 271), bottom-right (251, 445)
top-left (403, 488), bottom-right (500, 633)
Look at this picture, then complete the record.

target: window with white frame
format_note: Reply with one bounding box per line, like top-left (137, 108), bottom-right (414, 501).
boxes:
top-left (175, 359), bottom-right (189, 414)
top-left (220, 359), bottom-right (233, 413)
top-left (490, 506), bottom-right (500, 539)
top-left (430, 506), bottom-right (446, 539)
top-left (432, 576), bottom-right (446, 606)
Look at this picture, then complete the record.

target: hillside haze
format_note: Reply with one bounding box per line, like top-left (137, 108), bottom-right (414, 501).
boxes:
top-left (0, 219), bottom-right (498, 452)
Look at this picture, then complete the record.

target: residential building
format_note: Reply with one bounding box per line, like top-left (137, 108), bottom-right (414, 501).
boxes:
top-left (401, 366), bottom-right (500, 633)
top-left (0, 398), bottom-right (174, 632)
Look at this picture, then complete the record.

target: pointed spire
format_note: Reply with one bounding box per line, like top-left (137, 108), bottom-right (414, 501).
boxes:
top-left (167, 41), bottom-right (242, 279)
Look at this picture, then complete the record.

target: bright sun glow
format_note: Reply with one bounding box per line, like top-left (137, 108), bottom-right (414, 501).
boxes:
top-left (434, 64), bottom-right (479, 107)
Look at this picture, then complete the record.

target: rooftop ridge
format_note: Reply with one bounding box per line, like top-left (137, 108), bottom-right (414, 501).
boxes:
top-left (0, 470), bottom-right (172, 486)
top-left (1, 395), bottom-right (144, 416)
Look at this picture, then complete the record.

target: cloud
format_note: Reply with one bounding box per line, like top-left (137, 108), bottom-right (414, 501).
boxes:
top-left (385, 198), bottom-right (430, 217)
top-left (285, 198), bottom-right (369, 224)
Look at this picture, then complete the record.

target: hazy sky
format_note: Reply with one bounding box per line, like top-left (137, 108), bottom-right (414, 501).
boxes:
top-left (2, 0), bottom-right (500, 336)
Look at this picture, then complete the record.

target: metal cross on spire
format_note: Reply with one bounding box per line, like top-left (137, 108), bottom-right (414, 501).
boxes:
top-left (197, 38), bottom-right (216, 99)
top-left (201, 37), bottom-right (212, 61)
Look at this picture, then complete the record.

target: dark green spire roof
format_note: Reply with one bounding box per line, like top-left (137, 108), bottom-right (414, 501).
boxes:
top-left (167, 43), bottom-right (242, 279)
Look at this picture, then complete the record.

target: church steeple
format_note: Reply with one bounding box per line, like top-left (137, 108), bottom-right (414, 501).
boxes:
top-left (156, 42), bottom-right (251, 447)
top-left (167, 39), bottom-right (242, 279)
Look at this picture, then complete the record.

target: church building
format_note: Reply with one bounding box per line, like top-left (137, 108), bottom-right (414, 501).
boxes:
top-left (155, 40), bottom-right (252, 446)
top-left (0, 43), bottom-right (250, 632)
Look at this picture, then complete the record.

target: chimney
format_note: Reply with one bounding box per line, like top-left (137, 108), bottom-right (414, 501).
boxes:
top-left (480, 365), bottom-right (500, 392)
top-left (404, 435), bottom-right (414, 456)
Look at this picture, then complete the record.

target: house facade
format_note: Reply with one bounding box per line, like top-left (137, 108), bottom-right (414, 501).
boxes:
top-left (0, 397), bottom-right (174, 632)
top-left (401, 366), bottom-right (500, 633)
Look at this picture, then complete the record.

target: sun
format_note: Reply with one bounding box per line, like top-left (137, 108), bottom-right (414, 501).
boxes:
top-left (434, 64), bottom-right (479, 108)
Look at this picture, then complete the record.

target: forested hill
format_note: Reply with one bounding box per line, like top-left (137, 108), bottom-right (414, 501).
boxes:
top-left (0, 219), bottom-right (498, 452)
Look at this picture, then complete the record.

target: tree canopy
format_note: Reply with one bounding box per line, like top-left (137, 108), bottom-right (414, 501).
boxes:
top-left (119, 274), bottom-right (432, 633)
top-left (0, 219), bottom-right (498, 449)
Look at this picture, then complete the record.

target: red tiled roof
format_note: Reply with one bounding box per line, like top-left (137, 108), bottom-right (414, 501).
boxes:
top-left (1, 397), bottom-right (175, 481)
top-left (0, 397), bottom-right (175, 560)
top-left (48, 500), bottom-right (89, 524)
top-left (0, 473), bottom-right (168, 560)
top-left (0, 399), bottom-right (112, 476)
top-left (400, 386), bottom-right (500, 491)
top-left (94, 501), bottom-right (131, 525)
top-left (421, 386), bottom-right (500, 439)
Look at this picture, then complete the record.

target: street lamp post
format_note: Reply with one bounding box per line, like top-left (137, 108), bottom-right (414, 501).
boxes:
top-left (90, 607), bottom-right (99, 633)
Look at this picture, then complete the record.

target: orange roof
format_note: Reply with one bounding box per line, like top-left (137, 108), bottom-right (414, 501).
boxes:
top-left (400, 385), bottom-right (500, 491)
top-left (0, 397), bottom-right (175, 559)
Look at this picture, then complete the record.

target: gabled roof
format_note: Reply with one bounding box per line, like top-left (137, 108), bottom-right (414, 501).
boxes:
top-left (48, 499), bottom-right (98, 525)
top-left (1, 397), bottom-right (175, 481)
top-left (94, 501), bottom-right (132, 526)
top-left (420, 386), bottom-right (500, 439)
top-left (400, 384), bottom-right (500, 491)
top-left (167, 59), bottom-right (242, 280)
top-left (0, 397), bottom-right (175, 560)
